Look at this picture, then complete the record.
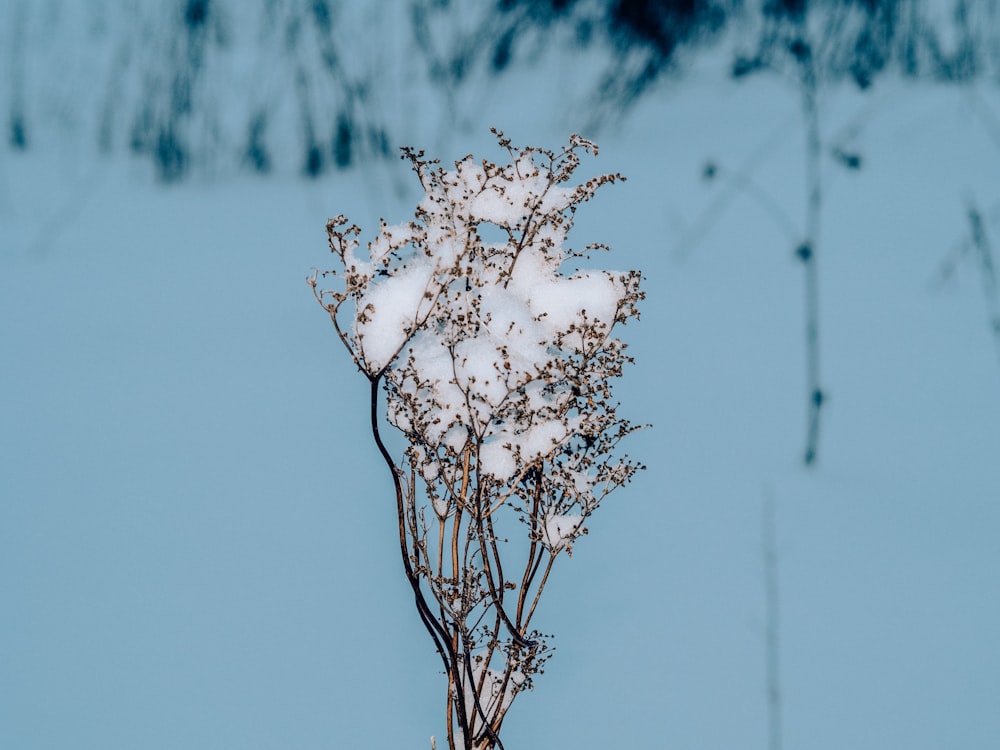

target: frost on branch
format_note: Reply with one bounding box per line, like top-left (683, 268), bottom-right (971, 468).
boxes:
top-left (311, 130), bottom-right (644, 750)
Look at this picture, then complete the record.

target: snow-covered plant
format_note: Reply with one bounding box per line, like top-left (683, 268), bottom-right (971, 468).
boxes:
top-left (311, 130), bottom-right (644, 750)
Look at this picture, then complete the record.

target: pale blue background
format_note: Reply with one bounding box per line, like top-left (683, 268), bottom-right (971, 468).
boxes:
top-left (2, 4), bottom-right (1000, 749)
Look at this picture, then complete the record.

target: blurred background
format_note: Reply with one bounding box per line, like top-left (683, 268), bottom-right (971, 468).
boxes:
top-left (2, 1), bottom-right (999, 748)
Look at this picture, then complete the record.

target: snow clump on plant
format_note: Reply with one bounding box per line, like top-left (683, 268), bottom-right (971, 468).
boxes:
top-left (311, 129), bottom-right (644, 750)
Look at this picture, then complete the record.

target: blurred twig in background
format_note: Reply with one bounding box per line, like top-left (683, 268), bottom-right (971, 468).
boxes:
top-left (762, 491), bottom-right (783, 750)
top-left (965, 199), bottom-right (1000, 369)
top-left (930, 198), bottom-right (1000, 372)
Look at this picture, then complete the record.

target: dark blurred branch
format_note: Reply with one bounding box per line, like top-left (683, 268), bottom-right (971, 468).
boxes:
top-left (929, 198), bottom-right (1000, 375)
top-left (762, 491), bottom-right (783, 750)
top-left (7, 0), bottom-right (29, 150)
top-left (962, 86), bottom-right (1000, 155)
top-left (672, 110), bottom-right (798, 259)
top-left (966, 199), bottom-right (1000, 370)
top-left (798, 40), bottom-right (825, 467)
top-left (6, 1), bottom-right (1000, 179)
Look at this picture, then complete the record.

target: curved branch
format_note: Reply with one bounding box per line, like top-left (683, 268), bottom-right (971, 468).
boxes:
top-left (369, 374), bottom-right (472, 742)
top-left (472, 480), bottom-right (537, 650)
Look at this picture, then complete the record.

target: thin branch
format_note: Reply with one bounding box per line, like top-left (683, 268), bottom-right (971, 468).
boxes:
top-left (672, 110), bottom-right (799, 260)
top-left (473, 481), bottom-right (536, 649)
top-left (515, 476), bottom-right (543, 630)
top-left (762, 492), bottom-right (783, 750)
top-left (524, 553), bottom-right (556, 628)
top-left (368, 374), bottom-right (471, 742)
top-left (965, 199), bottom-right (1000, 369)
top-left (798, 41), bottom-right (825, 467)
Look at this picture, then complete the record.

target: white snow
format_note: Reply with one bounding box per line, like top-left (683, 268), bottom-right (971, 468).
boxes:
top-left (543, 513), bottom-right (584, 550)
top-left (355, 254), bottom-right (436, 372)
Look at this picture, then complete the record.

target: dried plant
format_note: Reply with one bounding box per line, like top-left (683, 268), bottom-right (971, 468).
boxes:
top-left (311, 130), bottom-right (644, 750)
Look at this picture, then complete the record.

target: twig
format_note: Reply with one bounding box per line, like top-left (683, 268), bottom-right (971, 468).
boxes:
top-left (965, 199), bottom-right (1000, 369)
top-left (798, 39), bottom-right (825, 468)
top-left (762, 491), bottom-right (783, 750)
top-left (962, 86), bottom-right (1000, 155)
top-left (672, 109), bottom-right (799, 260)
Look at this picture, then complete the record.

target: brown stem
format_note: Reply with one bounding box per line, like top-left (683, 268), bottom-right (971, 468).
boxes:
top-left (473, 482), bottom-right (536, 649)
top-left (524, 553), bottom-right (556, 627)
top-left (369, 374), bottom-right (471, 742)
top-left (461, 638), bottom-right (505, 750)
top-left (515, 469), bottom-right (543, 629)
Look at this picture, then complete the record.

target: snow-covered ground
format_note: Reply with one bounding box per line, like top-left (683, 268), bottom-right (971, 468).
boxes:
top-left (2, 48), bottom-right (999, 750)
